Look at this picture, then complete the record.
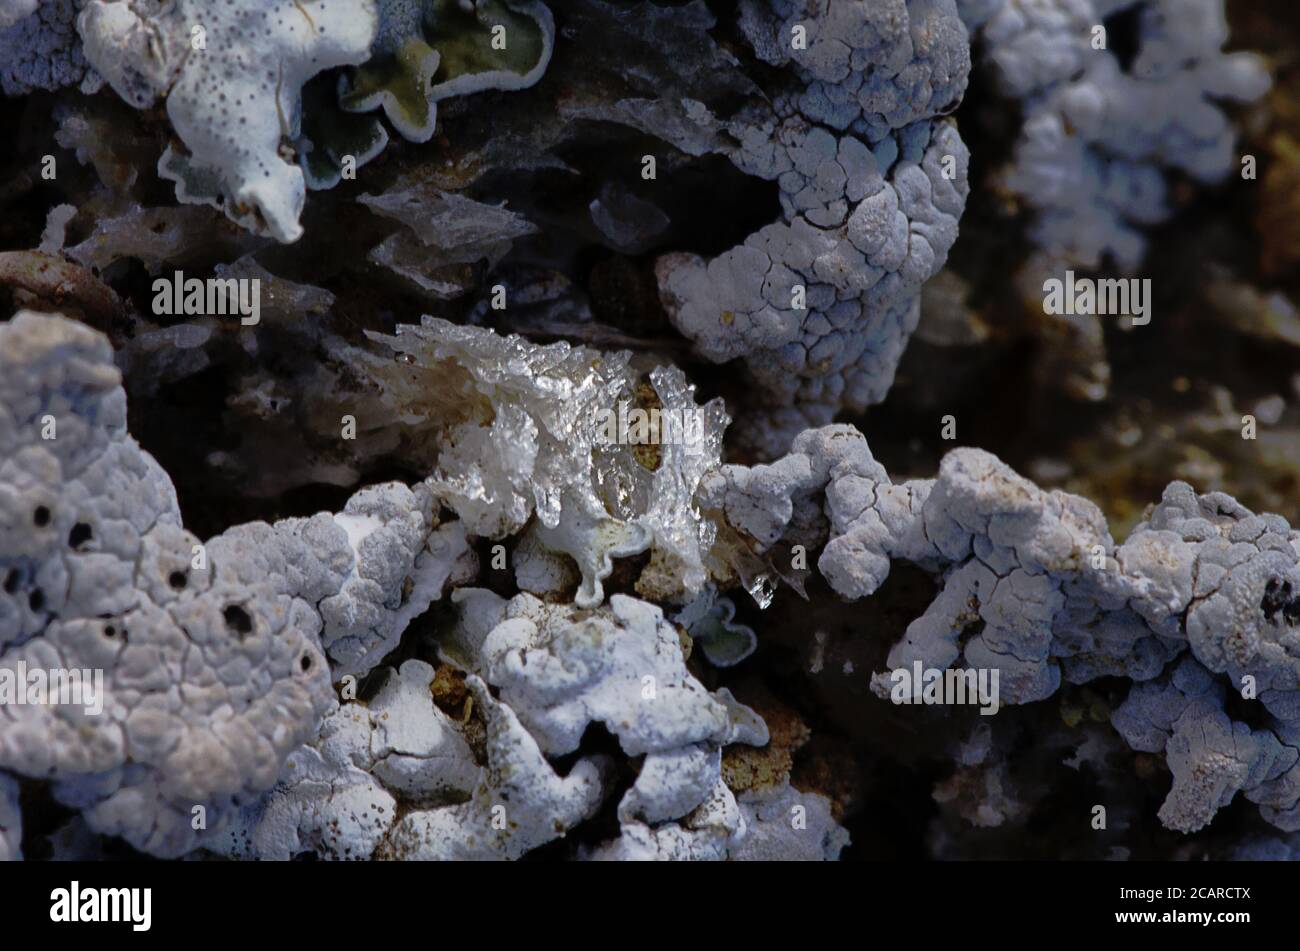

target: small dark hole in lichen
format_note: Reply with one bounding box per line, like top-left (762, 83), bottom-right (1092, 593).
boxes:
top-left (1262, 577), bottom-right (1298, 625)
top-left (33, 506), bottom-right (50, 527)
top-left (29, 588), bottom-right (44, 612)
top-left (104, 625), bottom-right (115, 638)
top-left (68, 522), bottom-right (93, 548)
top-left (3, 570), bottom-right (18, 594)
top-left (300, 655), bottom-right (312, 672)
top-left (1102, 5), bottom-right (1143, 73)
top-left (223, 604), bottom-right (254, 637)
top-left (168, 571), bottom-right (188, 590)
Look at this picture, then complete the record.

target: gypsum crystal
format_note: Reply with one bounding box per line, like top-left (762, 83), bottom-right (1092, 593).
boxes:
top-left (0, 312), bottom-right (462, 855)
top-left (656, 0), bottom-right (972, 455)
top-left (355, 316), bottom-right (729, 606)
top-left (358, 177), bottom-right (538, 302)
top-left (77, 0), bottom-right (379, 242)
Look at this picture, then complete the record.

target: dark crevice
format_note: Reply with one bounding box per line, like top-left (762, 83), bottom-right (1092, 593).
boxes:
top-left (222, 604), bottom-right (254, 637)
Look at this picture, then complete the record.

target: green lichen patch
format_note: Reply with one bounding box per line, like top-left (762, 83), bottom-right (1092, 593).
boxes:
top-left (339, 0), bottom-right (553, 143)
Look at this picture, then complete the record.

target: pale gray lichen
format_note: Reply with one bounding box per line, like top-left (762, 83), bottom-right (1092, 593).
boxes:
top-left (0, 312), bottom-right (486, 856)
top-left (700, 424), bottom-right (888, 559)
top-left (211, 659), bottom-right (480, 859)
top-left (1112, 658), bottom-right (1298, 833)
top-left (216, 576), bottom-right (775, 860)
top-left (656, 0), bottom-right (972, 454)
top-left (200, 479), bottom-right (464, 680)
top-left (383, 674), bottom-right (613, 859)
top-left (0, 0), bottom-right (39, 32)
top-left (0, 311), bottom-right (335, 856)
top-left (432, 589), bottom-right (771, 856)
top-left (1, 0), bottom-right (100, 97)
top-left (709, 422), bottom-right (1300, 832)
top-left (586, 777), bottom-right (747, 861)
top-left (731, 781), bottom-right (850, 861)
top-left (208, 699), bottom-right (399, 860)
top-left (1, 0), bottom-right (1279, 862)
top-left (441, 589), bottom-right (766, 757)
top-left (335, 519), bottom-right (477, 677)
top-left (363, 659), bottom-right (479, 799)
top-left (961, 0), bottom-right (1269, 272)
top-left (510, 522), bottom-right (578, 598)
top-left (77, 0), bottom-right (379, 241)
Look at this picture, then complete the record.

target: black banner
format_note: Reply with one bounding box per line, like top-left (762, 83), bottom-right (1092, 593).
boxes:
top-left (0, 860), bottom-right (1282, 939)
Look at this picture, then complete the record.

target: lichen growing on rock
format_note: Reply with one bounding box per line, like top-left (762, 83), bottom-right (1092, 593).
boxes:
top-left (78, 0), bottom-right (379, 241)
top-left (0, 0), bottom-right (1295, 869)
top-left (656, 0), bottom-right (972, 454)
top-left (340, 0), bottom-right (553, 141)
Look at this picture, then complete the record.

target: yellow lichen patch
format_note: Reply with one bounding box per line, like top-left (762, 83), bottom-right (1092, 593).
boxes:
top-left (1060, 697), bottom-right (1084, 728)
top-left (1062, 686), bottom-right (1112, 728)
top-left (722, 684), bottom-right (811, 795)
top-left (933, 765), bottom-right (1017, 828)
top-left (429, 663), bottom-right (470, 717)
top-left (791, 742), bottom-right (859, 823)
top-left (635, 548), bottom-right (687, 603)
top-left (1260, 133), bottom-right (1300, 276)
top-left (429, 664), bottom-right (488, 763)
top-left (676, 623), bottom-right (693, 662)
